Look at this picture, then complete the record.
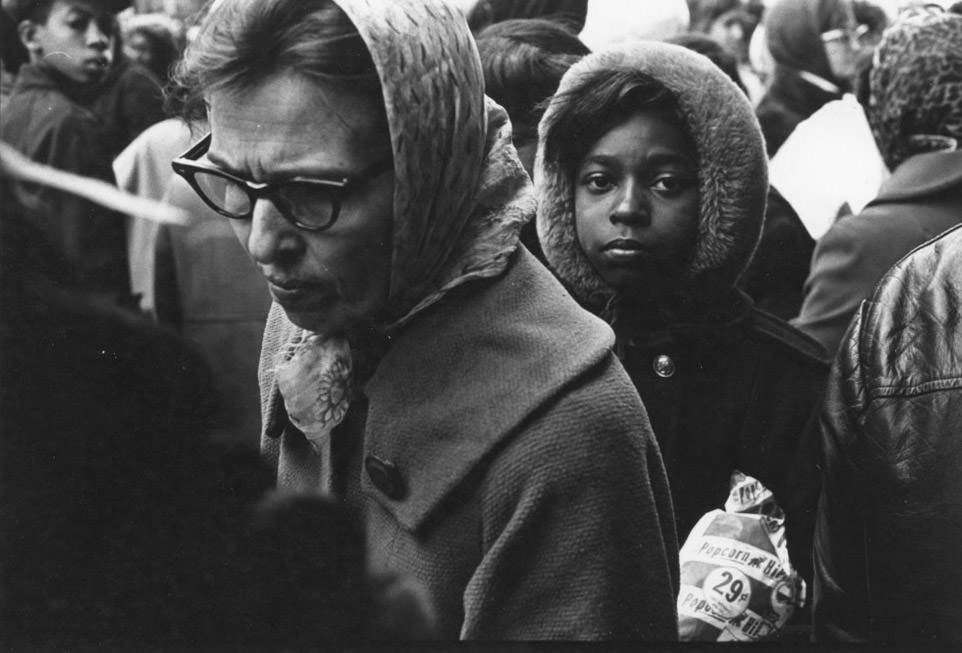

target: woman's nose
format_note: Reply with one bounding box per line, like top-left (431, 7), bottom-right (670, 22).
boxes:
top-left (246, 199), bottom-right (305, 267)
top-left (610, 182), bottom-right (650, 227)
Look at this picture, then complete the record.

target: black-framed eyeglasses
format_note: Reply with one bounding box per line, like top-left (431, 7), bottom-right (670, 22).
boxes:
top-left (171, 133), bottom-right (393, 232)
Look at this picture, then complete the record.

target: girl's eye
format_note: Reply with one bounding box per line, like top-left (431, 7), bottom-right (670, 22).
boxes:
top-left (583, 173), bottom-right (615, 193)
top-left (652, 174), bottom-right (691, 195)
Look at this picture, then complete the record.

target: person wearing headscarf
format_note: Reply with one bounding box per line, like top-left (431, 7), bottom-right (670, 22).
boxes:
top-left (755, 0), bottom-right (862, 156)
top-left (535, 41), bottom-right (828, 593)
top-left (171, 0), bottom-right (678, 640)
top-left (794, 9), bottom-right (962, 356)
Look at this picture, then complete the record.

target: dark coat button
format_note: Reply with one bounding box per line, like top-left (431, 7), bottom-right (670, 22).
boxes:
top-left (653, 354), bottom-right (676, 378)
top-left (365, 455), bottom-right (406, 501)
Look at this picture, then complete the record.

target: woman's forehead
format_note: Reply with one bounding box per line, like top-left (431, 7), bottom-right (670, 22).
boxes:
top-left (206, 70), bottom-right (389, 176)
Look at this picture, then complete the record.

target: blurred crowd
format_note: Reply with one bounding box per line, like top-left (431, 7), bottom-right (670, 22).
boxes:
top-left (1, 0), bottom-right (961, 647)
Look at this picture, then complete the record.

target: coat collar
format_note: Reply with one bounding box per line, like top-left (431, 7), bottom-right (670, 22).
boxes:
top-left (265, 248), bottom-right (615, 532)
top-left (872, 150), bottom-right (962, 203)
top-left (13, 63), bottom-right (97, 104)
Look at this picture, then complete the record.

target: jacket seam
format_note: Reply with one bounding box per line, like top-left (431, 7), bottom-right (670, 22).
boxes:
top-left (867, 377), bottom-right (962, 400)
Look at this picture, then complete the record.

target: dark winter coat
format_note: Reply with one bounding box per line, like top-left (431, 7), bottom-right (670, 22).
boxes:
top-left (615, 290), bottom-right (826, 583)
top-left (1, 63), bottom-right (130, 299)
top-left (535, 42), bottom-right (829, 584)
top-left (814, 223), bottom-right (962, 644)
top-left (794, 150), bottom-right (962, 355)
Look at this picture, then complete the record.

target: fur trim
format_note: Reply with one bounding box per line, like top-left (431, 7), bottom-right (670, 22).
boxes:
top-left (534, 42), bottom-right (768, 309)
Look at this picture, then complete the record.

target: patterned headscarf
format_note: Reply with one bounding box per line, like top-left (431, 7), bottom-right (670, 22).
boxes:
top-left (867, 10), bottom-right (962, 171)
top-left (267, 0), bottom-right (534, 451)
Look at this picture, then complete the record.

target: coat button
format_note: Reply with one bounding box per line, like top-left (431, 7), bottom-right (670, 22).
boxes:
top-left (653, 354), bottom-right (676, 378)
top-left (365, 455), bottom-right (406, 501)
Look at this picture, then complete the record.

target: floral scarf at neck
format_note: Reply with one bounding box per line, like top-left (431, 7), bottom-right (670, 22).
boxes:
top-left (273, 331), bottom-right (352, 453)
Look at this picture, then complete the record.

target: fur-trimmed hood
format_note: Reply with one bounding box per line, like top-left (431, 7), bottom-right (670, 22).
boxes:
top-left (534, 42), bottom-right (768, 311)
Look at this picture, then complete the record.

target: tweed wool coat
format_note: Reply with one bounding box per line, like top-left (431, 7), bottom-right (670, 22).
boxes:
top-left (259, 248), bottom-right (679, 640)
top-left (794, 150), bottom-right (962, 356)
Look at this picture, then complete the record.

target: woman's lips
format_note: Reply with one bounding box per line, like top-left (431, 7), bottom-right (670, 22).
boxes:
top-left (267, 279), bottom-right (330, 308)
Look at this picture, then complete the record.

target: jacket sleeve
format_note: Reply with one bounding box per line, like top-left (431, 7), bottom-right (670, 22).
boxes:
top-left (794, 217), bottom-right (902, 356)
top-left (461, 355), bottom-right (679, 640)
top-left (812, 309), bottom-right (871, 642)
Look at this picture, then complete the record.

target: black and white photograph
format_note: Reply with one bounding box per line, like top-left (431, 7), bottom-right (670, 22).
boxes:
top-left (1, 0), bottom-right (960, 647)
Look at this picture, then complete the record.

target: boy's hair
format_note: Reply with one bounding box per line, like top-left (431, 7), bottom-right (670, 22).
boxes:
top-left (543, 67), bottom-right (693, 178)
top-left (476, 17), bottom-right (589, 144)
top-left (3, 0), bottom-right (129, 24)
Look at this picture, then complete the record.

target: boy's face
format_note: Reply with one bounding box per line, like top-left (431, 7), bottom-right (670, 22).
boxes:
top-left (22, 0), bottom-right (114, 84)
top-left (574, 109), bottom-right (699, 298)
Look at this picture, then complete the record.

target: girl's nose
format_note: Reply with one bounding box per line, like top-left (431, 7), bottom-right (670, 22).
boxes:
top-left (610, 180), bottom-right (651, 227)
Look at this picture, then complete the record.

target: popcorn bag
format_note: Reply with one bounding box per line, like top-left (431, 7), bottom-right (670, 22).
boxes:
top-left (677, 471), bottom-right (806, 641)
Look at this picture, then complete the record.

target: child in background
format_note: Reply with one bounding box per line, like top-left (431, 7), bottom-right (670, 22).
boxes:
top-left (2, 0), bottom-right (131, 301)
top-left (535, 42), bottom-right (827, 588)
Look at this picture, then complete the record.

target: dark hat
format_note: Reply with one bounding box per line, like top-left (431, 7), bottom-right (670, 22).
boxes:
top-left (3, 0), bottom-right (131, 23)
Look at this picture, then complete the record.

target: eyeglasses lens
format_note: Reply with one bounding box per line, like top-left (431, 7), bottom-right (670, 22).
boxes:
top-left (193, 172), bottom-right (251, 217)
top-left (276, 183), bottom-right (336, 229)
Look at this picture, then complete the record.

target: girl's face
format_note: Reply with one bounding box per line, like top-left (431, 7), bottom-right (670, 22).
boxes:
top-left (573, 110), bottom-right (699, 298)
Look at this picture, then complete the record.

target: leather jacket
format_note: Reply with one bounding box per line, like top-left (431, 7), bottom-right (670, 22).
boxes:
top-left (813, 223), bottom-right (962, 644)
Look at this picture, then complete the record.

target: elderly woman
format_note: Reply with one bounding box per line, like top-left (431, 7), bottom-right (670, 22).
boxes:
top-left (171, 0), bottom-right (678, 641)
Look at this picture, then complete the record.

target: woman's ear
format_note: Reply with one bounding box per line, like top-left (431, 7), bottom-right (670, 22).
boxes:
top-left (18, 20), bottom-right (41, 56)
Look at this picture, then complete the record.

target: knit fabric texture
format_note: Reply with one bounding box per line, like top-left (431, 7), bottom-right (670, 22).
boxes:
top-left (260, 249), bottom-right (680, 640)
top-left (336, 0), bottom-right (533, 327)
top-left (867, 10), bottom-right (962, 171)
top-left (535, 41), bottom-right (768, 311)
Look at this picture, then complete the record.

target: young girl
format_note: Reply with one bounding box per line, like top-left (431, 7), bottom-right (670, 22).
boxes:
top-left (535, 42), bottom-right (827, 583)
